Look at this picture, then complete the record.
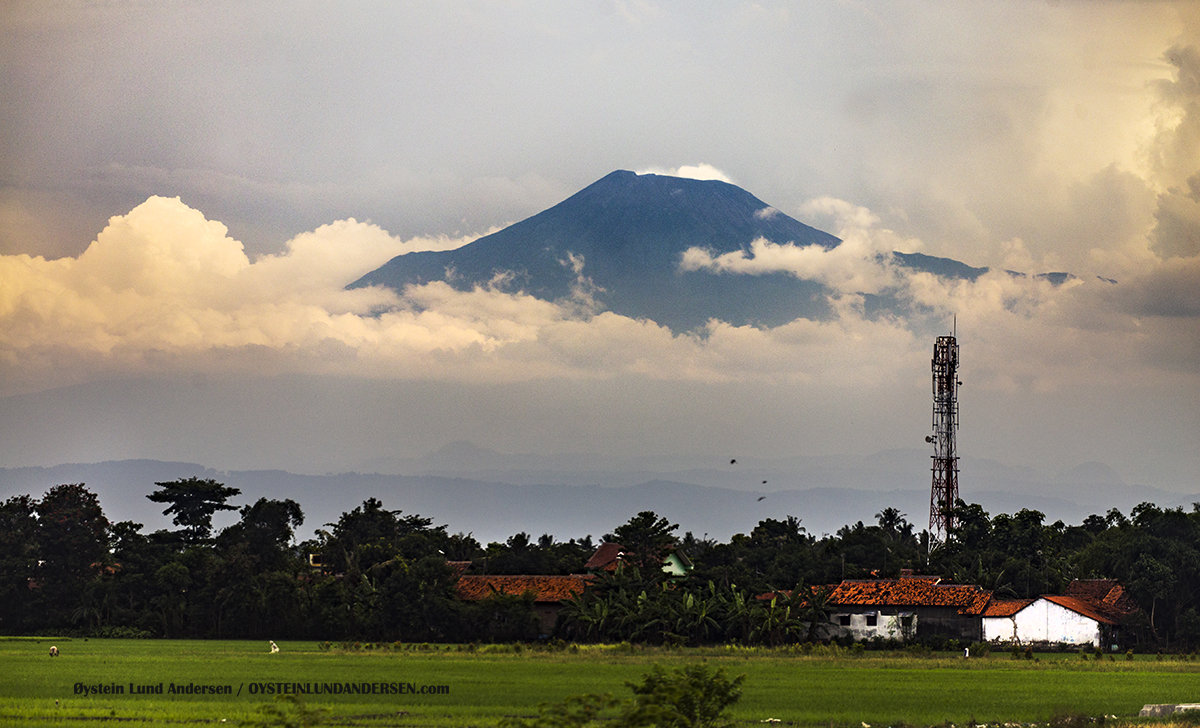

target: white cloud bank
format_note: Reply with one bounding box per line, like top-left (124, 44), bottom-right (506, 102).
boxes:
top-left (0, 185), bottom-right (1195, 404)
top-left (0, 193), bottom-right (927, 394)
top-left (680, 197), bottom-right (912, 296)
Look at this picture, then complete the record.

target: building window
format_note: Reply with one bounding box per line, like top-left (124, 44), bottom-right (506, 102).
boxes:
top-left (899, 613), bottom-right (916, 639)
top-left (838, 614), bottom-right (851, 626)
top-left (866, 614), bottom-right (878, 627)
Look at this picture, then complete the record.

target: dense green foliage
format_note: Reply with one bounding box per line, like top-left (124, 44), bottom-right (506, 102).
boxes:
top-left (3, 478), bottom-right (1200, 649)
top-left (556, 568), bottom-right (833, 647)
top-left (146, 477), bottom-right (242, 543)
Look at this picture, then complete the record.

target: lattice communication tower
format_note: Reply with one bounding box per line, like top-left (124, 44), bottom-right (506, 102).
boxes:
top-left (928, 333), bottom-right (960, 540)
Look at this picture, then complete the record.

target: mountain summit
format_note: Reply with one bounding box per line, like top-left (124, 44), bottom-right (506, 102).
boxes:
top-left (352, 170), bottom-right (841, 330)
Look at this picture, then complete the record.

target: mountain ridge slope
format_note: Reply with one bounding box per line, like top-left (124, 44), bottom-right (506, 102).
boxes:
top-left (352, 170), bottom-right (842, 331)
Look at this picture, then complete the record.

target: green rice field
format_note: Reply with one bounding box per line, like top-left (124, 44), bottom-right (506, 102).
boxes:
top-left (2, 638), bottom-right (1198, 727)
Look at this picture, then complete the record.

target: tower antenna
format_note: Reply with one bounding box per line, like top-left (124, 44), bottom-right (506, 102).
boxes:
top-left (928, 327), bottom-right (960, 540)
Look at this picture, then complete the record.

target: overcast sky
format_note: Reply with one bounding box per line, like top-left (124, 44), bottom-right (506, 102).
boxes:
top-left (1, 1), bottom-right (1198, 498)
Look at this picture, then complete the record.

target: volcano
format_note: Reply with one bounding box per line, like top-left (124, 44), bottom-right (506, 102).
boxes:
top-left (351, 170), bottom-right (983, 331)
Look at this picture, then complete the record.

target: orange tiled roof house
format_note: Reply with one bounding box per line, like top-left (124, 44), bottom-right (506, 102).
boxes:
top-left (826, 574), bottom-right (991, 643)
top-left (826, 575), bottom-right (1141, 648)
top-left (456, 574), bottom-right (590, 637)
top-left (980, 580), bottom-right (1140, 648)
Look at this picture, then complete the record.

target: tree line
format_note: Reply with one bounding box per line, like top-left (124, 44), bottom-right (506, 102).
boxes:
top-left (1, 479), bottom-right (1198, 649)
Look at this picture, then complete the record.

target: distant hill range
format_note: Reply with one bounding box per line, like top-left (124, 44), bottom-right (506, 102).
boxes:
top-left (1, 451), bottom-right (1189, 545)
top-left (352, 170), bottom-right (1022, 332)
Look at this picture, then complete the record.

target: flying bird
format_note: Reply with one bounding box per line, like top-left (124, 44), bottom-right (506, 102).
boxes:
top-left (730, 459), bottom-right (737, 464)
top-left (757, 496), bottom-right (766, 502)
top-left (762, 480), bottom-right (768, 484)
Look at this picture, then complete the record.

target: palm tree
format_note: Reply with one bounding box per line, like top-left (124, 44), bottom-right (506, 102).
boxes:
top-left (875, 507), bottom-right (912, 544)
top-left (797, 582), bottom-right (833, 642)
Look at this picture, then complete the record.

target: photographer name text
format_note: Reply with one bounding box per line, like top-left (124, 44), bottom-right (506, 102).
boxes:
top-left (72, 681), bottom-right (451, 697)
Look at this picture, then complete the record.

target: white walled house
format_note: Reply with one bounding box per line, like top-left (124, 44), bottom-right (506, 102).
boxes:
top-left (831, 609), bottom-right (915, 642)
top-left (982, 596), bottom-right (1116, 647)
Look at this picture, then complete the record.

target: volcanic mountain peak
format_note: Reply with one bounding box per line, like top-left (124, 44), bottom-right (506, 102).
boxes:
top-left (352, 170), bottom-right (841, 331)
top-left (353, 171), bottom-right (1060, 331)
top-left (497, 169), bottom-right (841, 257)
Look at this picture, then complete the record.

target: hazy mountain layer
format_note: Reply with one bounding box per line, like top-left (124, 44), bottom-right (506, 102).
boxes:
top-left (1, 456), bottom-right (1188, 546)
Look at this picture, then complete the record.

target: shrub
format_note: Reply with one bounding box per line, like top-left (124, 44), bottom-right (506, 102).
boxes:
top-left (501, 663), bottom-right (745, 728)
top-left (1049, 712), bottom-right (1095, 728)
top-left (244, 694), bottom-right (329, 727)
top-left (966, 642), bottom-right (990, 658)
top-left (89, 626), bottom-right (153, 639)
top-left (626, 664), bottom-right (746, 728)
top-left (501, 693), bottom-right (619, 728)
top-left (903, 643), bottom-right (930, 657)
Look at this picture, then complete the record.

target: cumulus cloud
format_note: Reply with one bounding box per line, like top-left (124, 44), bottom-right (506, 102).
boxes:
top-left (0, 194), bottom-right (936, 396)
top-left (3, 186), bottom-right (1195, 406)
top-left (0, 197), bottom-right (490, 392)
top-left (677, 179), bottom-right (1200, 396)
top-left (8, 35), bottom-right (1200, 401)
top-left (1149, 44), bottom-right (1200, 260)
top-left (680, 195), bottom-right (923, 296)
top-left (1110, 254), bottom-right (1200, 319)
top-left (679, 235), bottom-right (897, 297)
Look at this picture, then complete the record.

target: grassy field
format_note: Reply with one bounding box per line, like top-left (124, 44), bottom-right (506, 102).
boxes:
top-left (2, 638), bottom-right (1199, 727)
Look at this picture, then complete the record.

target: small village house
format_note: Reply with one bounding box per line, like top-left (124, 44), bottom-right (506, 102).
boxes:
top-left (583, 542), bottom-right (694, 577)
top-left (982, 596), bottom-right (1115, 647)
top-left (981, 579), bottom-right (1139, 648)
top-left (826, 573), bottom-right (992, 642)
top-left (455, 574), bottom-right (590, 636)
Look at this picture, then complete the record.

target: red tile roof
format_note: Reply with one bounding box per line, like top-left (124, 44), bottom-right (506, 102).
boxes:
top-left (1102, 588), bottom-right (1130, 608)
top-left (1064, 579), bottom-right (1140, 619)
top-left (1043, 595), bottom-right (1119, 625)
top-left (1064, 579), bottom-right (1119, 603)
top-left (456, 575), bottom-right (590, 603)
top-left (830, 578), bottom-right (992, 612)
top-left (584, 543), bottom-right (625, 571)
top-left (981, 595), bottom-right (1121, 625)
top-left (961, 590), bottom-right (995, 616)
top-left (982, 599), bottom-right (1034, 617)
